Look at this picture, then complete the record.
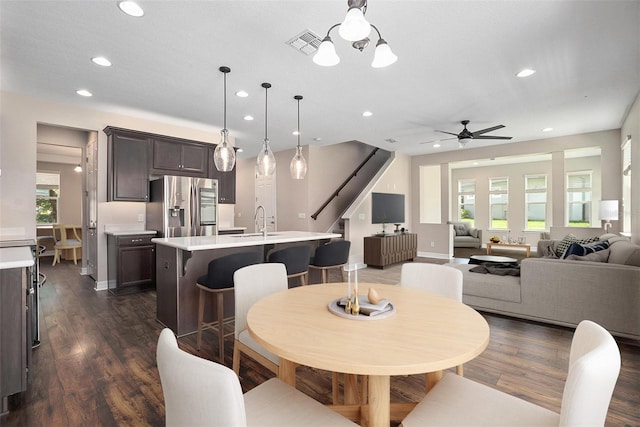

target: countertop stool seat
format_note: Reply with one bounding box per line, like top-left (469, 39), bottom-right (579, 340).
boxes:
top-left (308, 240), bottom-right (351, 284)
top-left (267, 245), bottom-right (311, 286)
top-left (195, 251), bottom-right (262, 364)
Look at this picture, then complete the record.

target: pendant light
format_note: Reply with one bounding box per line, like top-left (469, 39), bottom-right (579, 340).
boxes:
top-left (290, 95), bottom-right (307, 179)
top-left (256, 83), bottom-right (276, 177)
top-left (213, 66), bottom-right (236, 172)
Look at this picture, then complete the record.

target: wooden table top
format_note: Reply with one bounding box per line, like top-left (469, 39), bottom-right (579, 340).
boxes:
top-left (248, 283), bottom-right (490, 376)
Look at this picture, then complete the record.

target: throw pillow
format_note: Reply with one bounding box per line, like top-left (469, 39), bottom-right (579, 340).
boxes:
top-left (555, 233), bottom-right (577, 257)
top-left (562, 240), bottom-right (610, 259)
top-left (565, 248), bottom-right (610, 262)
top-left (453, 224), bottom-right (469, 236)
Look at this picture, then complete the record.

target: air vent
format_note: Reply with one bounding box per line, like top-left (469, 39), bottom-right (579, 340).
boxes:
top-left (286, 29), bottom-right (322, 55)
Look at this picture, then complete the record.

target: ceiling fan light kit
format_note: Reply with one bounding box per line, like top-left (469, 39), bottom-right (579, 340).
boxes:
top-left (313, 0), bottom-right (397, 68)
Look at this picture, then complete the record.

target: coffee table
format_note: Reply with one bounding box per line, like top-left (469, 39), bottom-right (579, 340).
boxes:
top-left (486, 241), bottom-right (531, 257)
top-left (247, 283), bottom-right (490, 427)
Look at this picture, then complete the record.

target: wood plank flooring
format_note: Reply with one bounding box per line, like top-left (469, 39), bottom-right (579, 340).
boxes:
top-left (3, 259), bottom-right (638, 426)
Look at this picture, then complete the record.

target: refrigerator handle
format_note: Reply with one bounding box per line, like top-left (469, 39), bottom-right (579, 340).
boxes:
top-left (190, 183), bottom-right (198, 234)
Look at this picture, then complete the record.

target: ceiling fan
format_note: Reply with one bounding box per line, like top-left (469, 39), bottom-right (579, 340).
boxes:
top-left (424, 120), bottom-right (513, 147)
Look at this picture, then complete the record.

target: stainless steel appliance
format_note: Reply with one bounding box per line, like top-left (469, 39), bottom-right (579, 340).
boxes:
top-left (147, 176), bottom-right (218, 237)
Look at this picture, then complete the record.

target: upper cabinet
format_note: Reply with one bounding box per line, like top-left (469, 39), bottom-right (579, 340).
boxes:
top-left (151, 137), bottom-right (208, 177)
top-left (105, 127), bottom-right (150, 202)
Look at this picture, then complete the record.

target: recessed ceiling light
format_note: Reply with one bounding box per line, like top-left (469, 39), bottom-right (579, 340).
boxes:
top-left (362, 111), bottom-right (373, 117)
top-left (313, 137), bottom-right (322, 141)
top-left (433, 143), bottom-right (441, 148)
top-left (236, 147), bottom-right (243, 153)
top-left (91, 56), bottom-right (112, 67)
top-left (243, 115), bottom-right (254, 121)
top-left (118, 1), bottom-right (144, 17)
top-left (76, 89), bottom-right (92, 97)
top-left (542, 127), bottom-right (553, 132)
top-left (292, 131), bottom-right (300, 136)
top-left (516, 68), bottom-right (536, 78)
top-left (236, 90), bottom-right (248, 98)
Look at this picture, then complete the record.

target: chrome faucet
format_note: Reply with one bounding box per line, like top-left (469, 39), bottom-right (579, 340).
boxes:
top-left (255, 205), bottom-right (267, 237)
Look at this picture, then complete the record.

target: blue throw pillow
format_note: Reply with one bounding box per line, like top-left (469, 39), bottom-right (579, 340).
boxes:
top-left (562, 240), bottom-right (610, 259)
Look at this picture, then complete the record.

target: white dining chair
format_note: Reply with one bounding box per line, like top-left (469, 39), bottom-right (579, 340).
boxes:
top-left (157, 328), bottom-right (357, 427)
top-left (400, 262), bottom-right (464, 388)
top-left (232, 263), bottom-right (287, 376)
top-left (400, 320), bottom-right (621, 426)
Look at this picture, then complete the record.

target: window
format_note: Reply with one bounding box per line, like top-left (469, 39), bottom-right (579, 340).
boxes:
top-left (525, 175), bottom-right (547, 230)
top-left (622, 136), bottom-right (631, 234)
top-left (457, 179), bottom-right (475, 227)
top-left (566, 171), bottom-right (592, 227)
top-left (489, 177), bottom-right (508, 229)
top-left (36, 172), bottom-right (60, 224)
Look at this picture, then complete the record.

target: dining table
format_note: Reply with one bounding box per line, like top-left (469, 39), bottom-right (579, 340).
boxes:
top-left (247, 282), bottom-right (490, 427)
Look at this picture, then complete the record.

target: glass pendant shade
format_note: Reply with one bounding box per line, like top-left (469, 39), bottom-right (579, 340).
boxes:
top-left (257, 139), bottom-right (276, 177)
top-left (313, 37), bottom-right (340, 66)
top-left (214, 128), bottom-right (236, 172)
top-left (290, 146), bottom-right (307, 179)
top-left (339, 7), bottom-right (371, 41)
top-left (371, 39), bottom-right (398, 68)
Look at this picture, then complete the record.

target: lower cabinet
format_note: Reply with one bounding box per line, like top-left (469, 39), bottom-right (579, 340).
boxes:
top-left (364, 233), bottom-right (417, 269)
top-left (108, 234), bottom-right (156, 295)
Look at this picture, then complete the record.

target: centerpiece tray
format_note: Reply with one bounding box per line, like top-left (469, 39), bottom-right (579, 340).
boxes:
top-left (328, 296), bottom-right (395, 320)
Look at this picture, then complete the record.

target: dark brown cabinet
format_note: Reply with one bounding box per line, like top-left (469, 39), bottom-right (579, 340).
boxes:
top-left (0, 267), bottom-right (30, 412)
top-left (208, 148), bottom-right (236, 204)
top-left (108, 234), bottom-right (156, 295)
top-left (364, 233), bottom-right (417, 268)
top-left (152, 138), bottom-right (208, 177)
top-left (105, 127), bottom-right (150, 202)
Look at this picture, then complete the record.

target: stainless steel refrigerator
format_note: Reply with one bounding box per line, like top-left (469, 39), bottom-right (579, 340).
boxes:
top-left (147, 176), bottom-right (218, 237)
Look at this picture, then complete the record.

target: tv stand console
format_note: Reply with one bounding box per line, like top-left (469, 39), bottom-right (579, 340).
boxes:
top-left (364, 233), bottom-right (417, 269)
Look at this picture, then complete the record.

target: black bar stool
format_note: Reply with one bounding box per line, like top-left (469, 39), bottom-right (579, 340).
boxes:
top-left (309, 240), bottom-right (351, 283)
top-left (195, 251), bottom-right (262, 364)
top-left (267, 245), bottom-right (311, 286)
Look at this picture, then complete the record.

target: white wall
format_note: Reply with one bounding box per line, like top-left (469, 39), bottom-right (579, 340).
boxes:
top-left (621, 92), bottom-right (640, 245)
top-left (0, 91), bottom-right (228, 285)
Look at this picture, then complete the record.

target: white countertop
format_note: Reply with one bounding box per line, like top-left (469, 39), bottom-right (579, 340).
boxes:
top-left (152, 231), bottom-right (341, 251)
top-left (0, 247), bottom-right (35, 269)
top-left (105, 230), bottom-right (158, 236)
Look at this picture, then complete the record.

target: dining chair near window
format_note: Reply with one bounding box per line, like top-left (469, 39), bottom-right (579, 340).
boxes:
top-left (400, 262), bottom-right (464, 391)
top-left (157, 328), bottom-right (357, 427)
top-left (267, 245), bottom-right (311, 286)
top-left (51, 224), bottom-right (82, 266)
top-left (308, 240), bottom-right (351, 283)
top-left (232, 262), bottom-right (288, 376)
top-left (400, 320), bottom-right (621, 426)
top-left (195, 251), bottom-right (262, 364)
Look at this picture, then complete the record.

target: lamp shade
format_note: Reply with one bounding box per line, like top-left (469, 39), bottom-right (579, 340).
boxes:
top-left (214, 128), bottom-right (236, 172)
top-left (290, 146), bottom-right (307, 179)
top-left (371, 39), bottom-right (397, 68)
top-left (313, 37), bottom-right (340, 66)
top-left (599, 200), bottom-right (619, 221)
top-left (339, 7), bottom-right (371, 41)
top-left (257, 139), bottom-right (276, 177)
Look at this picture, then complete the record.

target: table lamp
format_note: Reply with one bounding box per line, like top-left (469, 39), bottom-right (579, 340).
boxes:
top-left (599, 200), bottom-right (618, 232)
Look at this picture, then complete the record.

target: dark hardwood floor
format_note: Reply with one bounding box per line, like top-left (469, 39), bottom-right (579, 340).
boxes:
top-left (3, 259), bottom-right (638, 426)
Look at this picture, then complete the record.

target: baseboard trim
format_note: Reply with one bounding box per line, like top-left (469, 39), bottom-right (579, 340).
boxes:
top-left (417, 251), bottom-right (451, 260)
top-left (94, 280), bottom-right (108, 292)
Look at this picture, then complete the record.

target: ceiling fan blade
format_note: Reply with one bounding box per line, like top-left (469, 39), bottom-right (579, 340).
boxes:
top-left (436, 130), bottom-right (459, 136)
top-left (473, 135), bottom-right (512, 140)
top-left (472, 125), bottom-right (505, 136)
top-left (419, 137), bottom-right (457, 144)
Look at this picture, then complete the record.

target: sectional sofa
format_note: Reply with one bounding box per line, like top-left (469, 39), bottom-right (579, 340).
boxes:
top-left (447, 233), bottom-right (640, 340)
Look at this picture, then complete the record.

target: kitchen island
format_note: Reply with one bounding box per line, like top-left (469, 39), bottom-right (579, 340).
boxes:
top-left (152, 231), bottom-right (341, 336)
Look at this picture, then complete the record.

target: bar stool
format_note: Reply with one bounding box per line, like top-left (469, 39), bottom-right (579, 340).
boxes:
top-left (195, 251), bottom-right (262, 364)
top-left (308, 240), bottom-right (351, 283)
top-left (267, 245), bottom-right (311, 286)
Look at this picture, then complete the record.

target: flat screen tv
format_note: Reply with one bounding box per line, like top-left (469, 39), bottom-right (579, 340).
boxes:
top-left (372, 192), bottom-right (405, 225)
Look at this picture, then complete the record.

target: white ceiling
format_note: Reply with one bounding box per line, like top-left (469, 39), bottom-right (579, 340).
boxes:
top-left (2, 1), bottom-right (639, 160)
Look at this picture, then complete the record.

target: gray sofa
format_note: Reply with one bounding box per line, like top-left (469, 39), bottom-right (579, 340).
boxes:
top-left (450, 222), bottom-right (482, 249)
top-left (447, 233), bottom-right (640, 340)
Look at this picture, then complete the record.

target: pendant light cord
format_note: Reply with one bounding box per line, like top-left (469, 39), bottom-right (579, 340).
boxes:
top-left (223, 71), bottom-right (227, 130)
top-left (297, 98), bottom-right (301, 148)
top-left (264, 85), bottom-right (268, 141)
